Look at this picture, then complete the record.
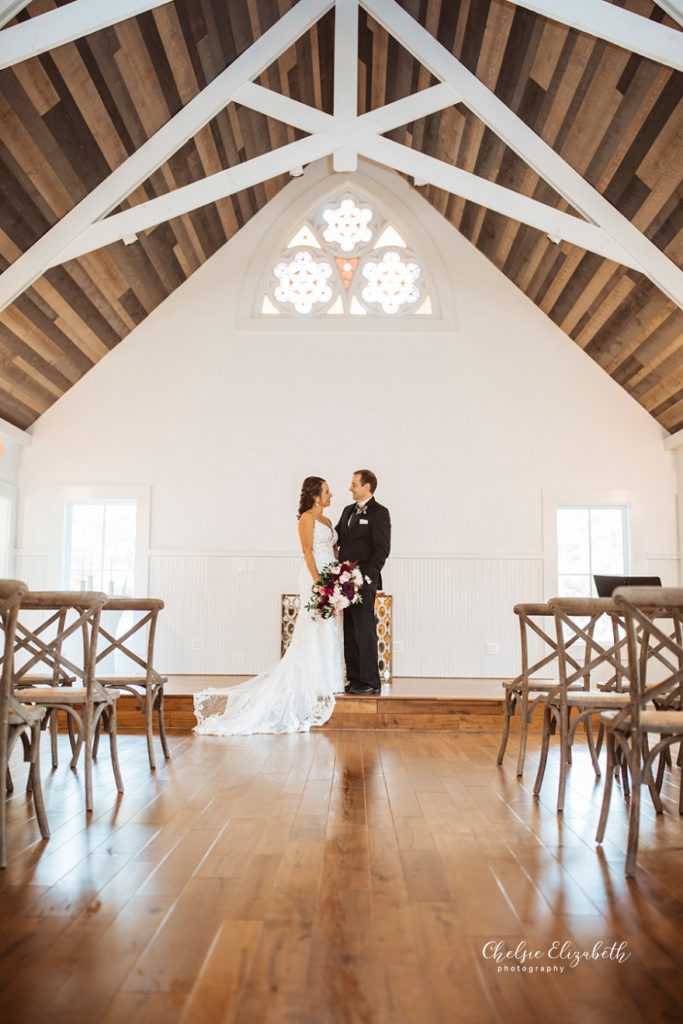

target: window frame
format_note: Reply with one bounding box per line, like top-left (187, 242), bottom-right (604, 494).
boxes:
top-left (235, 169), bottom-right (456, 332)
top-left (555, 503), bottom-right (630, 599)
top-left (542, 488), bottom-right (644, 602)
top-left (61, 485), bottom-right (150, 596)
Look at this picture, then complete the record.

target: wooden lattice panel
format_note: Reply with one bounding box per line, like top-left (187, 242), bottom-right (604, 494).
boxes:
top-left (281, 590), bottom-right (393, 682)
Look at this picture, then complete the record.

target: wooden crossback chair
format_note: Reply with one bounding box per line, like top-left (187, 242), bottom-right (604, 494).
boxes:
top-left (93, 597), bottom-right (169, 770)
top-left (0, 580), bottom-right (50, 867)
top-left (12, 591), bottom-right (123, 813)
top-left (534, 597), bottom-right (632, 813)
top-left (596, 586), bottom-right (683, 876)
top-left (13, 604), bottom-right (76, 769)
top-left (497, 603), bottom-right (588, 777)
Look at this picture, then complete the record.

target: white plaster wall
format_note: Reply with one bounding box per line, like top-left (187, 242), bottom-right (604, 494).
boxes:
top-left (15, 160), bottom-right (678, 675)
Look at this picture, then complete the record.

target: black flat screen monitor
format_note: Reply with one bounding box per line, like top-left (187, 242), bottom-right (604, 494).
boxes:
top-left (593, 575), bottom-right (662, 597)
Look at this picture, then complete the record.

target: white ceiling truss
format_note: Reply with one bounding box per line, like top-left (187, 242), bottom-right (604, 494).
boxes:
top-left (0, 0), bottom-right (31, 32)
top-left (505, 0), bottom-right (683, 70)
top-left (0, 0), bottom-right (174, 62)
top-left (0, 0), bottom-right (681, 315)
top-left (654, 0), bottom-right (683, 30)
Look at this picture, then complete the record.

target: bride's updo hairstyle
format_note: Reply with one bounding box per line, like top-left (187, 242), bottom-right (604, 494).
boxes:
top-left (298, 476), bottom-right (325, 519)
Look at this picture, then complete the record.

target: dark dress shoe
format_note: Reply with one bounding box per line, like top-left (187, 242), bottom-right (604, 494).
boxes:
top-left (349, 683), bottom-right (381, 695)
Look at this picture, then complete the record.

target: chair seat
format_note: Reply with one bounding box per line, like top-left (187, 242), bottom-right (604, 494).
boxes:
top-left (8, 705), bottom-right (46, 726)
top-left (504, 679), bottom-right (557, 692)
top-left (16, 686), bottom-right (120, 703)
top-left (16, 674), bottom-right (76, 685)
top-left (601, 708), bottom-right (683, 732)
top-left (566, 690), bottom-right (629, 707)
top-left (96, 675), bottom-right (167, 688)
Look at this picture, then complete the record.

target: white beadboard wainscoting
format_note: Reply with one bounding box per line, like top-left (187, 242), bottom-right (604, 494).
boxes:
top-left (10, 551), bottom-right (679, 678)
top-left (147, 552), bottom-right (545, 677)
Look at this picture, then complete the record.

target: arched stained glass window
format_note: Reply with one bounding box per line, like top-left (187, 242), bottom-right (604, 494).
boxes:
top-left (260, 194), bottom-right (433, 317)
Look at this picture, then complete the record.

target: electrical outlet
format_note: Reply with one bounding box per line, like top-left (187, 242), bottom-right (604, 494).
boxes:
top-left (233, 652), bottom-right (245, 667)
top-left (191, 638), bottom-right (205, 652)
top-left (485, 642), bottom-right (499, 656)
top-left (393, 640), bottom-right (404, 654)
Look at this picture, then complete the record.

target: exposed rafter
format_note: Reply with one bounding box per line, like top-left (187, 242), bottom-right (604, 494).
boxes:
top-left (653, 0), bottom-right (683, 29)
top-left (0, 0), bottom-right (333, 312)
top-left (0, 0), bottom-right (174, 70)
top-left (333, 0), bottom-right (359, 171)
top-left (0, 0), bottom-right (680, 318)
top-left (504, 0), bottom-right (683, 72)
top-left (359, 136), bottom-right (638, 268)
top-left (50, 135), bottom-right (340, 265)
top-left (42, 54), bottom-right (642, 270)
top-left (51, 84), bottom-right (461, 262)
top-left (0, 0), bottom-right (30, 31)
top-left (361, 0), bottom-right (683, 311)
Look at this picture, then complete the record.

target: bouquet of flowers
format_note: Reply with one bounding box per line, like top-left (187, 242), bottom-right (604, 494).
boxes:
top-left (306, 560), bottom-right (367, 620)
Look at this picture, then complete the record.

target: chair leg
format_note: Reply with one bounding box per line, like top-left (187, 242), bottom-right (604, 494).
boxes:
top-left (619, 742), bottom-right (631, 798)
top-left (145, 692), bottom-right (156, 771)
top-left (29, 722), bottom-right (50, 841)
top-left (655, 737), bottom-right (668, 793)
top-left (106, 705), bottom-right (124, 794)
top-left (496, 691), bottom-right (514, 766)
top-left (533, 705), bottom-right (552, 798)
top-left (557, 702), bottom-right (570, 813)
top-left (595, 721), bottom-right (605, 758)
top-left (625, 738), bottom-right (642, 877)
top-left (158, 690), bottom-right (170, 761)
top-left (83, 709), bottom-right (93, 814)
top-left (596, 730), bottom-right (616, 844)
top-left (69, 715), bottom-right (84, 772)
top-left (585, 714), bottom-right (601, 780)
top-left (24, 729), bottom-right (33, 795)
top-left (0, 723), bottom-right (8, 869)
top-left (92, 715), bottom-right (102, 761)
top-left (643, 735), bottom-right (664, 814)
top-left (49, 712), bottom-right (58, 769)
top-left (67, 713), bottom-right (78, 756)
top-left (516, 693), bottom-right (529, 778)
top-left (5, 766), bottom-right (13, 794)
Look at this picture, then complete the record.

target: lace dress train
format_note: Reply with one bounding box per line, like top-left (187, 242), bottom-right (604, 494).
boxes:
top-left (193, 521), bottom-right (344, 735)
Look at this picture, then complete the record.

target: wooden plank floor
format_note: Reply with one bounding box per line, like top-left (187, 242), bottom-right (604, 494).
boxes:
top-left (2, 731), bottom-right (682, 1024)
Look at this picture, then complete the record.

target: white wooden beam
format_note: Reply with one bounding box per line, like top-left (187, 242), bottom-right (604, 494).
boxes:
top-left (360, 135), bottom-right (638, 268)
top-left (0, 0), bottom-right (30, 31)
top-left (236, 80), bottom-right (459, 138)
top-left (235, 82), bottom-right (335, 134)
top-left (504, 0), bottom-right (683, 72)
top-left (55, 82), bottom-right (463, 260)
top-left (0, 0), bottom-right (175, 70)
top-left (50, 135), bottom-right (339, 264)
top-left (333, 0), bottom-right (359, 170)
top-left (361, 0), bottom-right (683, 310)
top-left (0, 0), bottom-right (333, 312)
top-left (653, 1), bottom-right (683, 30)
top-left (354, 82), bottom-right (461, 134)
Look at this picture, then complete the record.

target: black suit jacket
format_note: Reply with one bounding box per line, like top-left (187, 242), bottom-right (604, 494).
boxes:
top-left (336, 497), bottom-right (391, 590)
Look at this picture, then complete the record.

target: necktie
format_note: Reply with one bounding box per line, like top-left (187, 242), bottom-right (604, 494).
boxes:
top-left (348, 504), bottom-right (363, 527)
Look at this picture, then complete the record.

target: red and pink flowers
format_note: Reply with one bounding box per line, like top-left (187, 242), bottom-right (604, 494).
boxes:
top-left (306, 560), bottom-right (366, 619)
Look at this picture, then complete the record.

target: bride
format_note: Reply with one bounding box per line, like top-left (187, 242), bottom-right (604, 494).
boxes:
top-left (193, 476), bottom-right (345, 735)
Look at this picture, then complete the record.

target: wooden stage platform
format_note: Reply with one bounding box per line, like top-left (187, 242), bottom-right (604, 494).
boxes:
top-left (117, 676), bottom-right (516, 732)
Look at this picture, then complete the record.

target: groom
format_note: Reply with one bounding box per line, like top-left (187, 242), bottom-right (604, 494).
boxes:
top-left (336, 469), bottom-right (391, 695)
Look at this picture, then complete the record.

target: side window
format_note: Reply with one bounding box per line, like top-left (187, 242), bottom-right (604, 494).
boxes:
top-left (556, 506), bottom-right (629, 599)
top-left (64, 500), bottom-right (137, 596)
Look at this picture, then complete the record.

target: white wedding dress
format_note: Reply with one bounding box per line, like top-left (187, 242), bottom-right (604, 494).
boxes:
top-left (193, 519), bottom-right (345, 735)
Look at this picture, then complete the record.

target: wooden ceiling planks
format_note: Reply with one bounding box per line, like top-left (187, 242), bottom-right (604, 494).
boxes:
top-left (376, 0), bottom-right (683, 430)
top-left (0, 0), bottom-right (680, 432)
